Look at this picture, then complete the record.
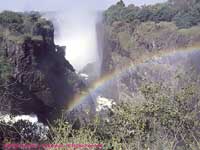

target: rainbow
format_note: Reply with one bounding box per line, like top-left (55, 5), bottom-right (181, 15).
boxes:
top-left (66, 45), bottom-right (200, 110)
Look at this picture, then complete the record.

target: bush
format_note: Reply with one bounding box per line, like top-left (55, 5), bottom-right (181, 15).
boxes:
top-left (48, 81), bottom-right (200, 150)
top-left (136, 6), bottom-right (153, 22)
top-left (173, 2), bottom-right (200, 28)
top-left (0, 11), bottom-right (23, 25)
top-left (0, 56), bottom-right (12, 83)
top-left (103, 0), bottom-right (200, 29)
top-left (150, 4), bottom-right (177, 22)
top-left (2, 80), bottom-right (199, 149)
top-left (120, 5), bottom-right (140, 23)
top-left (0, 119), bottom-right (49, 148)
top-left (104, 5), bottom-right (124, 25)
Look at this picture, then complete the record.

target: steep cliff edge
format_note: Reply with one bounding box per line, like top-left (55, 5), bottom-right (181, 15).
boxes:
top-left (0, 11), bottom-right (86, 123)
top-left (99, 0), bottom-right (200, 101)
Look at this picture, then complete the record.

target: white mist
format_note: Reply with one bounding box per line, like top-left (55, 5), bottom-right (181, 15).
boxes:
top-left (1, 0), bottom-right (167, 71)
top-left (53, 10), bottom-right (98, 71)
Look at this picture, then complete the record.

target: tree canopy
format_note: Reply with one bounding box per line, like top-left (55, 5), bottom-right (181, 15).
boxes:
top-left (104, 0), bottom-right (200, 28)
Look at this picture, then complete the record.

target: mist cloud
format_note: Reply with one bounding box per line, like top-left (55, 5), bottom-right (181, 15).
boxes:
top-left (1, 0), bottom-right (167, 70)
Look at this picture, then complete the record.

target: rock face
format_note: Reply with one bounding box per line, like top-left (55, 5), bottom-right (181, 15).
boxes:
top-left (98, 1), bottom-right (200, 103)
top-left (0, 11), bottom-right (87, 123)
top-left (100, 21), bottom-right (200, 75)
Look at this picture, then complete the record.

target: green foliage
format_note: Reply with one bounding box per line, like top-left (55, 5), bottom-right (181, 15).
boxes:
top-left (104, 0), bottom-right (200, 29)
top-left (136, 6), bottom-right (153, 22)
top-left (135, 4), bottom-right (177, 23)
top-left (173, 2), bottom-right (200, 28)
top-left (49, 118), bottom-right (99, 145)
top-left (120, 5), bottom-right (140, 23)
top-left (48, 80), bottom-right (200, 150)
top-left (0, 56), bottom-right (12, 83)
top-left (118, 31), bottom-right (134, 50)
top-left (0, 11), bottom-right (53, 43)
top-left (169, 0), bottom-right (197, 10)
top-left (178, 25), bottom-right (200, 37)
top-left (0, 11), bottom-right (23, 25)
top-left (173, 13), bottom-right (195, 28)
top-left (103, 1), bottom-right (126, 25)
top-left (0, 119), bottom-right (49, 145)
top-left (2, 78), bottom-right (199, 149)
top-left (150, 4), bottom-right (177, 22)
top-left (0, 11), bottom-right (25, 35)
top-left (116, 0), bottom-right (125, 7)
top-left (104, 2), bottom-right (177, 24)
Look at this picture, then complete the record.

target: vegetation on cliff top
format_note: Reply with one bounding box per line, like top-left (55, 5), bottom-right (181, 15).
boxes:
top-left (104, 0), bottom-right (200, 28)
top-left (0, 11), bottom-right (53, 43)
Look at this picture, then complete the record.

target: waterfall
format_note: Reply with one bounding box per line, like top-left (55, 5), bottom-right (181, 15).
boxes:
top-left (47, 11), bottom-right (99, 72)
top-left (95, 12), bottom-right (104, 77)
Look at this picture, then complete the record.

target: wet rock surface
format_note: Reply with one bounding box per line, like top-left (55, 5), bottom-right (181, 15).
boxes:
top-left (0, 11), bottom-right (94, 123)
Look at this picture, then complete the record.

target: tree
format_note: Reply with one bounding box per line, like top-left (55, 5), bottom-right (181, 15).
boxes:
top-left (150, 4), bottom-right (177, 22)
top-left (0, 11), bottom-right (23, 25)
top-left (117, 0), bottom-right (125, 7)
top-left (168, 0), bottom-right (196, 10)
top-left (103, 1), bottom-right (125, 24)
top-left (136, 6), bottom-right (153, 22)
top-left (173, 2), bottom-right (200, 28)
top-left (120, 4), bottom-right (140, 22)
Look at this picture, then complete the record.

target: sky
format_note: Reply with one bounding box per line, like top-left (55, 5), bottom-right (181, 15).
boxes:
top-left (0, 0), bottom-right (167, 70)
top-left (0, 0), bottom-right (167, 12)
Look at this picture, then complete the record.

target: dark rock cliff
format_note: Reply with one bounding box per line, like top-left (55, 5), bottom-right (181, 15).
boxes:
top-left (0, 11), bottom-right (89, 123)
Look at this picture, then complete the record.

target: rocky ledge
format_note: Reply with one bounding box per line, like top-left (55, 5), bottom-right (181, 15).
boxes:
top-left (0, 11), bottom-right (94, 123)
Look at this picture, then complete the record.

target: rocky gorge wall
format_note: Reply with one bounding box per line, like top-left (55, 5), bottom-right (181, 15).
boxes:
top-left (0, 11), bottom-right (94, 123)
top-left (98, 0), bottom-right (200, 103)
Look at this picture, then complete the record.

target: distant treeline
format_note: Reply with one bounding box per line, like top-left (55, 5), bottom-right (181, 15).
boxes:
top-left (104, 0), bottom-right (200, 28)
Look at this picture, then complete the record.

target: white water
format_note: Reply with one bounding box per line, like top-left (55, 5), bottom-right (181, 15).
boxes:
top-left (51, 11), bottom-right (99, 71)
